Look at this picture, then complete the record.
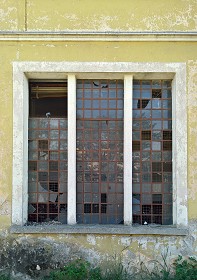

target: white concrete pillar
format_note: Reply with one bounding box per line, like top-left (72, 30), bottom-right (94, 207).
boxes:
top-left (12, 70), bottom-right (29, 225)
top-left (123, 75), bottom-right (133, 225)
top-left (67, 74), bottom-right (77, 225)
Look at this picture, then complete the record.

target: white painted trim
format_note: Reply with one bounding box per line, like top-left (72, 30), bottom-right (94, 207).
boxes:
top-left (124, 75), bottom-right (133, 225)
top-left (67, 75), bottom-right (77, 225)
top-left (172, 66), bottom-right (188, 227)
top-left (12, 61), bottom-right (187, 228)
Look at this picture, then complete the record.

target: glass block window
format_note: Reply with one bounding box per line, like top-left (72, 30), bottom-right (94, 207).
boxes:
top-left (76, 80), bottom-right (124, 224)
top-left (28, 81), bottom-right (67, 223)
top-left (132, 80), bottom-right (172, 225)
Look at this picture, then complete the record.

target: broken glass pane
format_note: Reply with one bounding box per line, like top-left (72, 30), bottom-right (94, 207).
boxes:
top-left (152, 173), bottom-right (162, 182)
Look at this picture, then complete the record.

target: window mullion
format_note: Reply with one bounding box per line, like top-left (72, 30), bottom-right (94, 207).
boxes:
top-left (124, 75), bottom-right (133, 225)
top-left (67, 74), bottom-right (77, 225)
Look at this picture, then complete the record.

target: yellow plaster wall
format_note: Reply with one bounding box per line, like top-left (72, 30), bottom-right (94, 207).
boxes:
top-left (0, 0), bottom-right (197, 32)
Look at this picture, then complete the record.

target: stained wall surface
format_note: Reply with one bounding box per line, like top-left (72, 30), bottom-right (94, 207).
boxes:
top-left (0, 0), bottom-right (196, 278)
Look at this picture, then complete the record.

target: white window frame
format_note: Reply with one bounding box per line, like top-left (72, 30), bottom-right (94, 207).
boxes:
top-left (12, 62), bottom-right (187, 228)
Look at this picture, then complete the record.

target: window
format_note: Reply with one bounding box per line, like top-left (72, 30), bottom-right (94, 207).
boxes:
top-left (76, 80), bottom-right (124, 224)
top-left (132, 80), bottom-right (172, 225)
top-left (28, 81), bottom-right (68, 223)
top-left (12, 62), bottom-right (187, 229)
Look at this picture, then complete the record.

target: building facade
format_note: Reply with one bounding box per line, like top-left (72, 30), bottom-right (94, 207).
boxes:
top-left (0, 0), bottom-right (196, 277)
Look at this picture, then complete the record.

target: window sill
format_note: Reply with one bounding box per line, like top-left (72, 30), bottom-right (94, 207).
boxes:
top-left (10, 224), bottom-right (188, 236)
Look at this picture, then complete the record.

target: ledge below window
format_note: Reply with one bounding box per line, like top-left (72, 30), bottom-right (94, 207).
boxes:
top-left (10, 224), bottom-right (188, 236)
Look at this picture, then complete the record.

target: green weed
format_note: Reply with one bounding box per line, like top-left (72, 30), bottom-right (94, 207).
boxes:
top-left (172, 255), bottom-right (197, 280)
top-left (45, 259), bottom-right (103, 280)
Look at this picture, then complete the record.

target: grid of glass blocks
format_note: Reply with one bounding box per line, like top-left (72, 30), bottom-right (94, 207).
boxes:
top-left (76, 80), bottom-right (124, 224)
top-left (28, 118), bottom-right (67, 223)
top-left (132, 80), bottom-right (172, 225)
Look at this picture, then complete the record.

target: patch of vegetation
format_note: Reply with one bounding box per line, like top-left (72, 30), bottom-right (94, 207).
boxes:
top-left (0, 255), bottom-right (196, 279)
top-left (44, 255), bottom-right (197, 280)
top-left (172, 256), bottom-right (197, 280)
top-left (44, 259), bottom-right (103, 280)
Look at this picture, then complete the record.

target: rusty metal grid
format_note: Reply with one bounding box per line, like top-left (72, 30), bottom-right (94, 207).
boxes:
top-left (76, 80), bottom-right (124, 224)
top-left (28, 118), bottom-right (67, 223)
top-left (132, 80), bottom-right (172, 225)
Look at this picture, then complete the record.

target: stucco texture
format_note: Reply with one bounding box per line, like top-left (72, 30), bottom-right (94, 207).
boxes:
top-left (0, 0), bottom-right (197, 32)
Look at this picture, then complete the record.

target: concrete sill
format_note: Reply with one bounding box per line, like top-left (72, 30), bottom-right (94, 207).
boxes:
top-left (10, 224), bottom-right (188, 236)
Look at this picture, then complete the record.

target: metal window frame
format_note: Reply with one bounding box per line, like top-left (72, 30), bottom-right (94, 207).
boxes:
top-left (12, 62), bottom-right (187, 228)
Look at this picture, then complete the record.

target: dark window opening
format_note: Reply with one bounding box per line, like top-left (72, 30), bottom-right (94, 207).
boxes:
top-left (29, 81), bottom-right (67, 118)
top-left (152, 89), bottom-right (162, 98)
